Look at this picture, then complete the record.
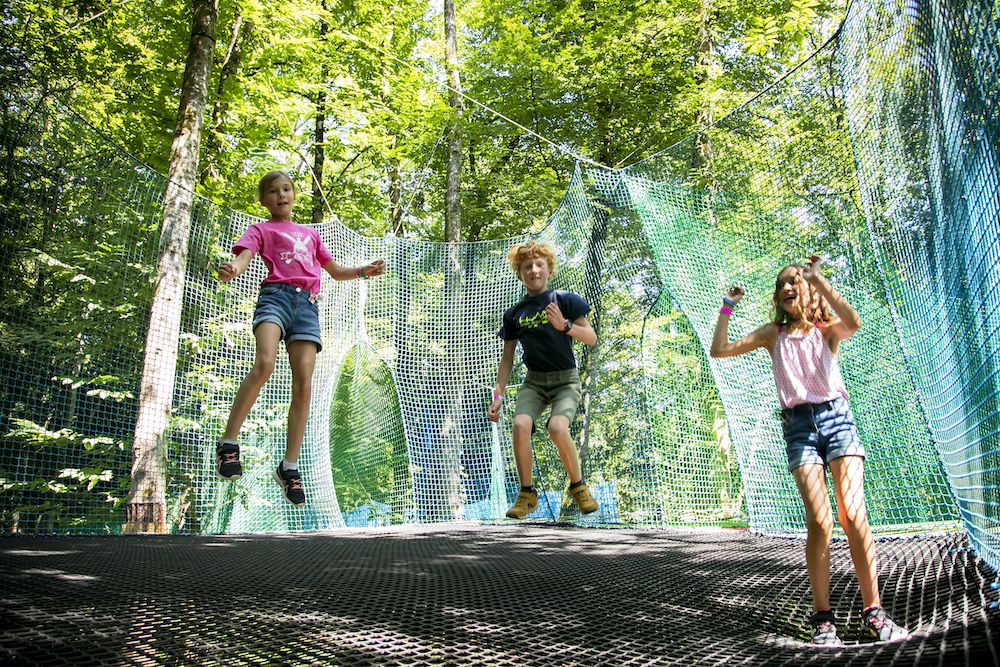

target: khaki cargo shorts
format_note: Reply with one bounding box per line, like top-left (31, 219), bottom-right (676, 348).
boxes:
top-left (514, 368), bottom-right (582, 431)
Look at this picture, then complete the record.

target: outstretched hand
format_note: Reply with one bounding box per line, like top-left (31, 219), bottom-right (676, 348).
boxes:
top-left (362, 258), bottom-right (387, 278)
top-left (725, 285), bottom-right (745, 305)
top-left (803, 255), bottom-right (823, 283)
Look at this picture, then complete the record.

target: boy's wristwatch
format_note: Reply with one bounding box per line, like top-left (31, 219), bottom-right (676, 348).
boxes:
top-left (563, 321), bottom-right (574, 334)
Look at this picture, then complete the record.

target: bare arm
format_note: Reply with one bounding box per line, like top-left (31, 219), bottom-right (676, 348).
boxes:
top-left (322, 258), bottom-right (387, 281)
top-left (544, 302), bottom-right (597, 346)
top-left (488, 340), bottom-right (518, 422)
top-left (711, 321), bottom-right (773, 358)
top-left (218, 248), bottom-right (254, 282)
top-left (709, 286), bottom-right (774, 358)
top-left (804, 255), bottom-right (861, 341)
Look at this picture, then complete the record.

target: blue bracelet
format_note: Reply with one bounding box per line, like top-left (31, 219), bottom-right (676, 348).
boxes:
top-left (722, 296), bottom-right (736, 307)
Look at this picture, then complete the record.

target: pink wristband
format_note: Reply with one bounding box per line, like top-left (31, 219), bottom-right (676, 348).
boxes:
top-left (492, 392), bottom-right (502, 401)
top-left (720, 306), bottom-right (733, 315)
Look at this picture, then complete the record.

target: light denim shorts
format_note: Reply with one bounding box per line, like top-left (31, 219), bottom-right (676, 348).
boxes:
top-left (514, 368), bottom-right (582, 432)
top-left (781, 396), bottom-right (865, 471)
top-left (252, 283), bottom-right (322, 351)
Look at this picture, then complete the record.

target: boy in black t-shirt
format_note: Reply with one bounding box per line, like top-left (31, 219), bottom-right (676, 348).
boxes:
top-left (488, 241), bottom-right (600, 519)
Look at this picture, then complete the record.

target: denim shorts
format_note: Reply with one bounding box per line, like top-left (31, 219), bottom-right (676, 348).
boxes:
top-left (780, 396), bottom-right (865, 471)
top-left (252, 283), bottom-right (323, 351)
top-left (514, 368), bottom-right (582, 432)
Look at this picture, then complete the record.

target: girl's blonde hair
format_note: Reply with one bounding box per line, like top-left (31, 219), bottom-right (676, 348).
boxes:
top-left (257, 170), bottom-right (296, 202)
top-left (507, 240), bottom-right (557, 278)
top-left (771, 264), bottom-right (834, 327)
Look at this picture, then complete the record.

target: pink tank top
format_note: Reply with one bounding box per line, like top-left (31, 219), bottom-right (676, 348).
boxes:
top-left (772, 324), bottom-right (849, 409)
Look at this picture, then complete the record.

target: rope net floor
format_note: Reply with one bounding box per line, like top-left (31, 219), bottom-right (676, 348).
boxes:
top-left (1, 525), bottom-right (997, 666)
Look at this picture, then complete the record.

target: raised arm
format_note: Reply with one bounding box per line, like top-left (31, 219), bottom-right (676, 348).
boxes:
top-left (803, 255), bottom-right (861, 341)
top-left (709, 286), bottom-right (773, 358)
top-left (567, 316), bottom-right (598, 346)
top-left (544, 302), bottom-right (597, 346)
top-left (488, 340), bottom-right (518, 422)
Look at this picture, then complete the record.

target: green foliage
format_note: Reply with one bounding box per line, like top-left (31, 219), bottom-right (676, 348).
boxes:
top-left (328, 344), bottom-right (412, 525)
top-left (1, 417), bottom-right (129, 533)
top-left (2, 0), bottom-right (847, 237)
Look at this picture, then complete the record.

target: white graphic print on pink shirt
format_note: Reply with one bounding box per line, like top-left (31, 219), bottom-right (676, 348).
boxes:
top-left (278, 231), bottom-right (314, 266)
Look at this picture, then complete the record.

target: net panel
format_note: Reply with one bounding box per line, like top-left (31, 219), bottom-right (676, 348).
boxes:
top-left (149, 163), bottom-right (670, 533)
top-left (620, 0), bottom-right (999, 541)
top-left (0, 94), bottom-right (163, 534)
top-left (838, 0), bottom-right (1000, 567)
top-left (0, 0), bottom-right (997, 575)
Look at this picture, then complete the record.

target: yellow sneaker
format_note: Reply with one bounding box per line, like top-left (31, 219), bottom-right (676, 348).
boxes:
top-left (505, 490), bottom-right (538, 519)
top-left (570, 482), bottom-right (599, 514)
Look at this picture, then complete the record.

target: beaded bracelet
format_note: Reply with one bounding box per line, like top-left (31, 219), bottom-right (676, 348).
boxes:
top-left (720, 306), bottom-right (733, 315)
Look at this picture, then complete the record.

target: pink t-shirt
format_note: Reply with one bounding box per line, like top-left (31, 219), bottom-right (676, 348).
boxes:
top-left (772, 324), bottom-right (849, 409)
top-left (233, 220), bottom-right (333, 294)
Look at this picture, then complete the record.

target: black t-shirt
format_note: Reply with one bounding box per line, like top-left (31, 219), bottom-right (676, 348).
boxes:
top-left (499, 289), bottom-right (591, 372)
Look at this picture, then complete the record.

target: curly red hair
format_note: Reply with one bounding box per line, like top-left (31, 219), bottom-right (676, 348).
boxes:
top-left (507, 241), bottom-right (557, 278)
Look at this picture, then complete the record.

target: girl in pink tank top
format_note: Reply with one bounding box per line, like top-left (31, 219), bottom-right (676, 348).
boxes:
top-left (710, 256), bottom-right (908, 645)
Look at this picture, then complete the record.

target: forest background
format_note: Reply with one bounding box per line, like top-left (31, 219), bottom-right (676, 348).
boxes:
top-left (4, 0), bottom-right (845, 241)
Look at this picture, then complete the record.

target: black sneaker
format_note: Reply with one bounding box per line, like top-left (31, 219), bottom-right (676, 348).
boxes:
top-left (863, 607), bottom-right (909, 642)
top-left (273, 465), bottom-right (305, 507)
top-left (809, 611), bottom-right (844, 646)
top-left (216, 442), bottom-right (242, 480)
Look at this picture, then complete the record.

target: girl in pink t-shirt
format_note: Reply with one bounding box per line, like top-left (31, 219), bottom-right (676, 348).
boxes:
top-left (710, 256), bottom-right (907, 646)
top-left (214, 170), bottom-right (385, 507)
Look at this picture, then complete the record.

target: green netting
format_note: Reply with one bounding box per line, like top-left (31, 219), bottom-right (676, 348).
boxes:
top-left (0, 0), bottom-right (997, 573)
top-left (837, 0), bottom-right (1000, 570)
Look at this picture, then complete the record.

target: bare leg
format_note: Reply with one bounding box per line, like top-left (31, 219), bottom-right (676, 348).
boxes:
top-left (283, 340), bottom-right (318, 463)
top-left (546, 415), bottom-right (582, 483)
top-left (829, 456), bottom-right (881, 609)
top-left (511, 414), bottom-right (535, 487)
top-left (222, 324), bottom-right (282, 441)
top-left (792, 463), bottom-right (835, 612)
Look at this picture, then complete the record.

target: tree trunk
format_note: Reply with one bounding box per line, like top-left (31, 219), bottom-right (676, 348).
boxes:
top-left (437, 0), bottom-right (466, 520)
top-left (443, 0), bottom-right (463, 242)
top-left (378, 13), bottom-right (403, 236)
top-left (690, 0), bottom-right (717, 190)
top-left (201, 2), bottom-right (246, 186)
top-left (389, 137), bottom-right (403, 236)
top-left (437, 241), bottom-right (468, 521)
top-left (125, 0), bottom-right (217, 534)
top-left (311, 6), bottom-right (329, 225)
top-left (311, 89), bottom-right (327, 225)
